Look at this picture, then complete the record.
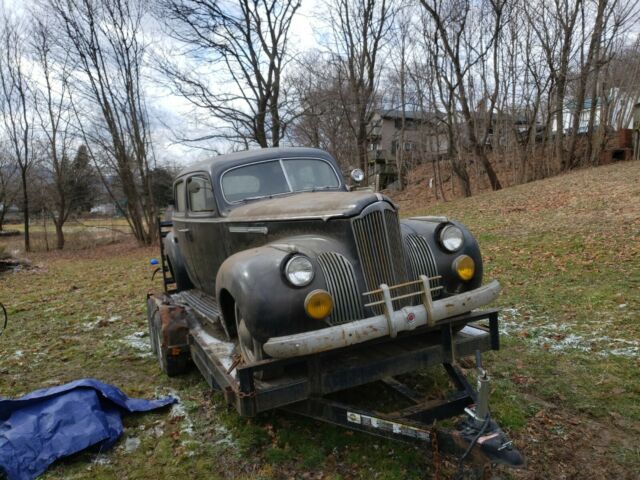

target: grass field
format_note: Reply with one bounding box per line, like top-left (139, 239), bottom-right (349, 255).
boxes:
top-left (0, 160), bottom-right (638, 479)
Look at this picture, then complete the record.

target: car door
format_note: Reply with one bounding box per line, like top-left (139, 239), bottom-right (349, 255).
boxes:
top-left (185, 173), bottom-right (226, 295)
top-left (171, 177), bottom-right (201, 288)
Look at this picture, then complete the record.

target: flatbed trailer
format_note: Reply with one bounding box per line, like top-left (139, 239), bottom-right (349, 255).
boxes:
top-left (147, 288), bottom-right (525, 475)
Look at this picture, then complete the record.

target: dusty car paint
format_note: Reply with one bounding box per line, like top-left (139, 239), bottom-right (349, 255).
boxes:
top-left (166, 147), bottom-right (487, 346)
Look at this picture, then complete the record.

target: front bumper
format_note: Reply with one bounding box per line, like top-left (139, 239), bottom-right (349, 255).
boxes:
top-left (263, 279), bottom-right (501, 358)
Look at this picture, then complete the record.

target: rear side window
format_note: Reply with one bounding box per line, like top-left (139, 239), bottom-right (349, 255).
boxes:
top-left (188, 175), bottom-right (215, 212)
top-left (174, 180), bottom-right (185, 212)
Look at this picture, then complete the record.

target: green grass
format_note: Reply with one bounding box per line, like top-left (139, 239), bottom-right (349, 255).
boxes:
top-left (1, 160), bottom-right (639, 479)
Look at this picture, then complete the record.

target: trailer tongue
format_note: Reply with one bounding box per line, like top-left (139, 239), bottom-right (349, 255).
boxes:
top-left (147, 291), bottom-right (524, 475)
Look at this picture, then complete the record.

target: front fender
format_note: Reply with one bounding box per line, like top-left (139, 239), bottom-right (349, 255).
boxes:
top-left (401, 217), bottom-right (483, 294)
top-left (215, 243), bottom-right (329, 343)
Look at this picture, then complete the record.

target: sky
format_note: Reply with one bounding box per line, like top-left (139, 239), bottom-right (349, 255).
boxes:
top-left (1, 0), bottom-right (323, 168)
top-left (147, 1), bottom-right (322, 167)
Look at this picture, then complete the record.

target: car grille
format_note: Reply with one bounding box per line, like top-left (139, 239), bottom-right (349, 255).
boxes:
top-left (404, 234), bottom-right (442, 298)
top-left (352, 204), bottom-right (414, 313)
top-left (317, 252), bottom-right (364, 325)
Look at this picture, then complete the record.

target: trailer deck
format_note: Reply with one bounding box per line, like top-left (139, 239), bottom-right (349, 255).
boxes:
top-left (147, 291), bottom-right (524, 473)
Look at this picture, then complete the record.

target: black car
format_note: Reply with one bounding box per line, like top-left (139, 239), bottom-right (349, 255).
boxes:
top-left (164, 147), bottom-right (500, 361)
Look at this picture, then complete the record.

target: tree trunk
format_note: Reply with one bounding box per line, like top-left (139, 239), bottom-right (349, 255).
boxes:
top-left (21, 171), bottom-right (30, 252)
top-left (55, 220), bottom-right (64, 250)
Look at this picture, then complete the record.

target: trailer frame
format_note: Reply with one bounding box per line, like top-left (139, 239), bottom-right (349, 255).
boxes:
top-left (147, 291), bottom-right (524, 471)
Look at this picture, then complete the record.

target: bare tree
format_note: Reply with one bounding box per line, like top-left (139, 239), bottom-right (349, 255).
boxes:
top-left (31, 17), bottom-right (77, 249)
top-left (325, 0), bottom-right (391, 183)
top-left (0, 142), bottom-right (18, 231)
top-left (0, 15), bottom-right (35, 251)
top-left (48, 0), bottom-right (157, 245)
top-left (420, 0), bottom-right (504, 191)
top-left (158, 0), bottom-right (301, 148)
top-left (288, 54), bottom-right (358, 169)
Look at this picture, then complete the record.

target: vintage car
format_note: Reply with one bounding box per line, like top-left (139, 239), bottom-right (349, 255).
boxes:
top-left (163, 147), bottom-right (500, 362)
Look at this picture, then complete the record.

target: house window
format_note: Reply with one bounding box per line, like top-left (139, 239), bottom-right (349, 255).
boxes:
top-left (404, 142), bottom-right (414, 151)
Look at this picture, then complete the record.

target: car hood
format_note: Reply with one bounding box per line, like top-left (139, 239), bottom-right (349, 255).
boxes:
top-left (225, 191), bottom-right (393, 222)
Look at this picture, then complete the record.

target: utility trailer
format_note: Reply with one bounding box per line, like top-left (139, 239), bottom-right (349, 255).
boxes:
top-left (147, 285), bottom-right (525, 475)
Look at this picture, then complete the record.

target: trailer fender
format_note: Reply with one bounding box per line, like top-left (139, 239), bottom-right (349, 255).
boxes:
top-left (147, 294), bottom-right (192, 376)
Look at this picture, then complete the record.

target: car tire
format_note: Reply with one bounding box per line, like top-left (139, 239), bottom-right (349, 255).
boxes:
top-left (234, 303), bottom-right (281, 380)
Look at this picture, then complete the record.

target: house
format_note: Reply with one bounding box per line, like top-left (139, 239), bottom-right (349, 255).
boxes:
top-left (367, 109), bottom-right (449, 189)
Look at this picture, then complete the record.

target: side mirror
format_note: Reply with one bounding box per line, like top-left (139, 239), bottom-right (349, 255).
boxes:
top-left (188, 182), bottom-right (201, 194)
top-left (350, 168), bottom-right (365, 184)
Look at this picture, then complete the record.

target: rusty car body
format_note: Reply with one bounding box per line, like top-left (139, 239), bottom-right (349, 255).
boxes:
top-left (162, 147), bottom-right (499, 361)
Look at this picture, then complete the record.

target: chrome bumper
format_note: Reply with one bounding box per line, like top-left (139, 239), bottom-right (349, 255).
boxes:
top-left (263, 278), bottom-right (501, 358)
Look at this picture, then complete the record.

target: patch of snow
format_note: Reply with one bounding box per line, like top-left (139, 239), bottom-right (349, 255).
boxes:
top-left (122, 331), bottom-right (152, 357)
top-left (91, 454), bottom-right (111, 466)
top-left (12, 350), bottom-right (24, 359)
top-left (124, 437), bottom-right (141, 453)
top-left (213, 424), bottom-right (238, 450)
top-left (499, 306), bottom-right (640, 358)
top-left (108, 315), bottom-right (121, 322)
top-left (169, 397), bottom-right (194, 436)
top-left (82, 320), bottom-right (101, 331)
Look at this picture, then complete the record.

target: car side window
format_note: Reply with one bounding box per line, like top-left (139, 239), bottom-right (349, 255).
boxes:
top-left (174, 180), bottom-right (185, 212)
top-left (188, 175), bottom-right (216, 212)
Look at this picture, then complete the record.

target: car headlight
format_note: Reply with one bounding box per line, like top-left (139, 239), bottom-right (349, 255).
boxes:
top-left (284, 255), bottom-right (315, 287)
top-left (439, 225), bottom-right (464, 252)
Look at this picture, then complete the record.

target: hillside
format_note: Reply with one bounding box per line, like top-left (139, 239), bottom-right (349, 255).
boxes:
top-left (0, 160), bottom-right (638, 479)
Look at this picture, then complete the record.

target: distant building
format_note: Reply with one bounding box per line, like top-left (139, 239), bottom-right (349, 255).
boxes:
top-left (90, 203), bottom-right (117, 216)
top-left (367, 109), bottom-right (449, 189)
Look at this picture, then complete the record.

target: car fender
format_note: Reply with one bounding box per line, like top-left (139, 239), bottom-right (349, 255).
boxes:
top-left (215, 242), bottom-right (333, 343)
top-left (401, 218), bottom-right (483, 294)
top-left (164, 231), bottom-right (194, 291)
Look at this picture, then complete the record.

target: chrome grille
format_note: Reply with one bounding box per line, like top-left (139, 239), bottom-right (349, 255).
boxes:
top-left (404, 234), bottom-right (442, 298)
top-left (352, 204), bottom-right (413, 313)
top-left (317, 252), bottom-right (363, 325)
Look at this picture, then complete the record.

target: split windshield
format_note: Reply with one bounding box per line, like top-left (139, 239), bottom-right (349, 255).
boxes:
top-left (221, 158), bottom-right (341, 203)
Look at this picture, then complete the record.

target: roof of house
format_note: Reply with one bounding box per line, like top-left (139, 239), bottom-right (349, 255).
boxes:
top-left (377, 109), bottom-right (446, 123)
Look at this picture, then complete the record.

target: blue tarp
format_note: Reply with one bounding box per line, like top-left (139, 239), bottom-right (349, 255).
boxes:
top-left (0, 378), bottom-right (176, 480)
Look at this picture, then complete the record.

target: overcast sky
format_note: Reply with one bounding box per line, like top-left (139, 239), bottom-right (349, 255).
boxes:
top-left (1, 0), bottom-right (324, 168)
top-left (147, 1), bottom-right (322, 167)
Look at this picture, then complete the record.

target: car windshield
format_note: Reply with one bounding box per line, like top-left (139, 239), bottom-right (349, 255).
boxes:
top-left (221, 158), bottom-right (341, 203)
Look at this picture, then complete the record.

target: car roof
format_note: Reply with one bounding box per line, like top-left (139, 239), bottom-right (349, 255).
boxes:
top-left (176, 147), bottom-right (338, 180)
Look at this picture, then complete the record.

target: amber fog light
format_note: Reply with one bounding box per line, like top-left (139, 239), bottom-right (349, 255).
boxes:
top-left (453, 255), bottom-right (475, 282)
top-left (305, 290), bottom-right (333, 320)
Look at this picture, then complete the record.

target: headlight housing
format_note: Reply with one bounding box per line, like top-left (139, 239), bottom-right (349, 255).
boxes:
top-left (439, 224), bottom-right (464, 252)
top-left (284, 255), bottom-right (315, 287)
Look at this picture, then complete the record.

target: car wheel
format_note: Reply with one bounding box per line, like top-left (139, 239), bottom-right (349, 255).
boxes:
top-left (234, 303), bottom-right (264, 364)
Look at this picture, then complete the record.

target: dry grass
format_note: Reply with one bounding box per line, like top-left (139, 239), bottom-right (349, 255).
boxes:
top-left (0, 160), bottom-right (639, 479)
